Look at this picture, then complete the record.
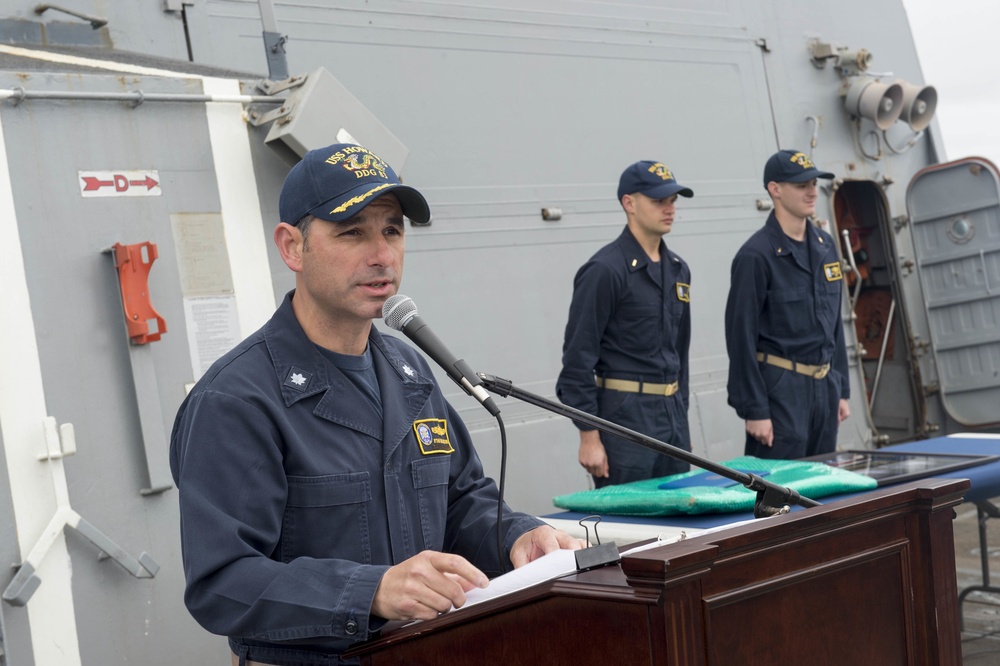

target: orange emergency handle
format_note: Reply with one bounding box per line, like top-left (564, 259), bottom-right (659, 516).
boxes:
top-left (110, 242), bottom-right (167, 345)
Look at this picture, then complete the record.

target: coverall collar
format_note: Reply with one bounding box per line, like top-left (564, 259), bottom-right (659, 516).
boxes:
top-left (763, 212), bottom-right (832, 272)
top-left (263, 291), bottom-right (435, 444)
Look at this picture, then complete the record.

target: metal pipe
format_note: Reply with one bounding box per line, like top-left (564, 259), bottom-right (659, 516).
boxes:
top-left (0, 87), bottom-right (283, 106)
top-left (868, 298), bottom-right (896, 411)
top-left (258, 0), bottom-right (290, 80)
top-left (258, 0), bottom-right (279, 33)
top-left (839, 228), bottom-right (863, 314)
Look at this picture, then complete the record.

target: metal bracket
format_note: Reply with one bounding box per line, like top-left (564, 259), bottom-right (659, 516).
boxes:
top-left (256, 74), bottom-right (307, 96)
top-left (104, 243), bottom-right (173, 495)
top-left (809, 39), bottom-right (838, 69)
top-left (893, 214), bottom-right (909, 233)
top-left (2, 418), bottom-right (159, 607)
top-left (248, 102), bottom-right (293, 128)
top-left (262, 31), bottom-right (290, 81)
top-left (109, 242), bottom-right (166, 345)
top-left (246, 75), bottom-right (306, 127)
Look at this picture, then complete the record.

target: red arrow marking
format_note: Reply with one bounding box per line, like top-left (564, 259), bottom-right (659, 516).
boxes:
top-left (128, 176), bottom-right (160, 190)
top-left (82, 176), bottom-right (114, 191)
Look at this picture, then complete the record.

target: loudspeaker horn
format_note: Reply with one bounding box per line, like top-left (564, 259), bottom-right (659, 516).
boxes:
top-left (895, 79), bottom-right (938, 132)
top-left (844, 77), bottom-right (904, 130)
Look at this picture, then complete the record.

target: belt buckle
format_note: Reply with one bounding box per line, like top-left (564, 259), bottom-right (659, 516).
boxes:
top-left (813, 365), bottom-right (830, 380)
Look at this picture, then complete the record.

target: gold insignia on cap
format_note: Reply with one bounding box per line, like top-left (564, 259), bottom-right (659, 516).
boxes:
top-left (329, 183), bottom-right (394, 215)
top-left (788, 152), bottom-right (816, 169)
top-left (647, 163), bottom-right (674, 181)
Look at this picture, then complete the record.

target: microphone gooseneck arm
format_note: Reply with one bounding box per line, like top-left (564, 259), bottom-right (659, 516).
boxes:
top-left (402, 316), bottom-right (499, 415)
top-left (382, 294), bottom-right (500, 416)
top-left (477, 373), bottom-right (821, 517)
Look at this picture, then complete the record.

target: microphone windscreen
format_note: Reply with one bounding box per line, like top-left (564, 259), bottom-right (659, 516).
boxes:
top-left (382, 294), bottom-right (417, 331)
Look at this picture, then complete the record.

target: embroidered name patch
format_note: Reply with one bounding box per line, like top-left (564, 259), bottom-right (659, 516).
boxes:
top-left (413, 418), bottom-right (454, 455)
top-left (823, 262), bottom-right (844, 282)
top-left (676, 282), bottom-right (691, 302)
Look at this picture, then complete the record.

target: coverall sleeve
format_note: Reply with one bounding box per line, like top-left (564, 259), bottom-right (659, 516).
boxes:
top-left (725, 251), bottom-right (771, 420)
top-left (678, 271), bottom-right (692, 410)
top-left (555, 260), bottom-right (620, 428)
top-left (171, 390), bottom-right (387, 646)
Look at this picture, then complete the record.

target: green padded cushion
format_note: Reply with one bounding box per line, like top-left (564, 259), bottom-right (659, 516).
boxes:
top-left (552, 455), bottom-right (878, 516)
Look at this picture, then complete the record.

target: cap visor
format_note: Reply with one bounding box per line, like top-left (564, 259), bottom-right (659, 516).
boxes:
top-left (783, 168), bottom-right (835, 183)
top-left (641, 182), bottom-right (694, 199)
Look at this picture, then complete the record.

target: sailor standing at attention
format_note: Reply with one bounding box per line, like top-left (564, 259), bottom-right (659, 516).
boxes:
top-left (725, 149), bottom-right (851, 459)
top-left (557, 160), bottom-right (694, 487)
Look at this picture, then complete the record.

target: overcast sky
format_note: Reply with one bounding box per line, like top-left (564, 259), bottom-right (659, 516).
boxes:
top-left (902, 0), bottom-right (999, 162)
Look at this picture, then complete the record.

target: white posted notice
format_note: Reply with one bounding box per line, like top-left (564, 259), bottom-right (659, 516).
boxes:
top-left (183, 295), bottom-right (241, 380)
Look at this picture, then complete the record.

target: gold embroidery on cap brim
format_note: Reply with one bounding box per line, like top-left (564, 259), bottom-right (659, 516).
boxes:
top-left (330, 183), bottom-right (394, 215)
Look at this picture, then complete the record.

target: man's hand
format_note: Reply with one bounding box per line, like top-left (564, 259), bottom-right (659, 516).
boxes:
top-left (371, 551), bottom-right (488, 621)
top-left (579, 429), bottom-right (608, 478)
top-left (746, 418), bottom-right (773, 447)
top-left (510, 525), bottom-right (588, 568)
top-left (838, 398), bottom-right (851, 423)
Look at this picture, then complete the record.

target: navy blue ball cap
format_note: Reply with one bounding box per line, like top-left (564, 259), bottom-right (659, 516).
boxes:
top-left (279, 143), bottom-right (430, 225)
top-left (763, 150), bottom-right (835, 189)
top-left (617, 160), bottom-right (694, 202)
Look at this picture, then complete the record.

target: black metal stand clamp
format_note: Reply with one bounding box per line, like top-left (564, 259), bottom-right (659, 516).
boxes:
top-left (477, 373), bottom-right (820, 518)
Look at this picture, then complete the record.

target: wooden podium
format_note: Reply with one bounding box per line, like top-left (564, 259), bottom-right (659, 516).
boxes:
top-left (344, 478), bottom-right (967, 665)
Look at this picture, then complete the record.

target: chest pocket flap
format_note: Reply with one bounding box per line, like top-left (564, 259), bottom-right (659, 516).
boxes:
top-left (411, 457), bottom-right (451, 489)
top-left (286, 472), bottom-right (372, 507)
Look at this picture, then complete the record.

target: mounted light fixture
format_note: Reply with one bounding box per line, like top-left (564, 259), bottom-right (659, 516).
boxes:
top-left (34, 3), bottom-right (107, 29)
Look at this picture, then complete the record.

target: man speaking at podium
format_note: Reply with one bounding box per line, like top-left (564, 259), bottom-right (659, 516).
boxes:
top-left (170, 143), bottom-right (582, 666)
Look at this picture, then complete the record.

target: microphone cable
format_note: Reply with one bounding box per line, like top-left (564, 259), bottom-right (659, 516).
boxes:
top-left (495, 413), bottom-right (508, 575)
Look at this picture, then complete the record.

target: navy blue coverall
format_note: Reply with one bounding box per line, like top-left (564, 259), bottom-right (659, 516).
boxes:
top-left (170, 292), bottom-right (542, 666)
top-left (725, 212), bottom-right (850, 459)
top-left (557, 226), bottom-right (691, 487)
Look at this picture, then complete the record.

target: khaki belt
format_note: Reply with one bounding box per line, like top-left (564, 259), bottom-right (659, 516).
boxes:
top-left (756, 352), bottom-right (830, 379)
top-left (232, 655), bottom-right (277, 666)
top-left (596, 376), bottom-right (679, 396)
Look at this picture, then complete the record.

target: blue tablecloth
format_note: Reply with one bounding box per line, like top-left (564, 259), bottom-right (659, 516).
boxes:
top-left (545, 434), bottom-right (1000, 530)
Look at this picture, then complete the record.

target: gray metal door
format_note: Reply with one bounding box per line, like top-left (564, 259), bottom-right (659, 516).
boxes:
top-left (906, 158), bottom-right (1000, 427)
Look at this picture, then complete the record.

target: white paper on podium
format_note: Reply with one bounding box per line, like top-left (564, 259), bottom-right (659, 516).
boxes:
top-left (446, 518), bottom-right (769, 616)
top-left (456, 531), bottom-right (693, 613)
top-left (459, 548), bottom-right (579, 610)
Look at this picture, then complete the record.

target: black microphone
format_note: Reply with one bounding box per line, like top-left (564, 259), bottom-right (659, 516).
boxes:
top-left (382, 295), bottom-right (500, 416)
